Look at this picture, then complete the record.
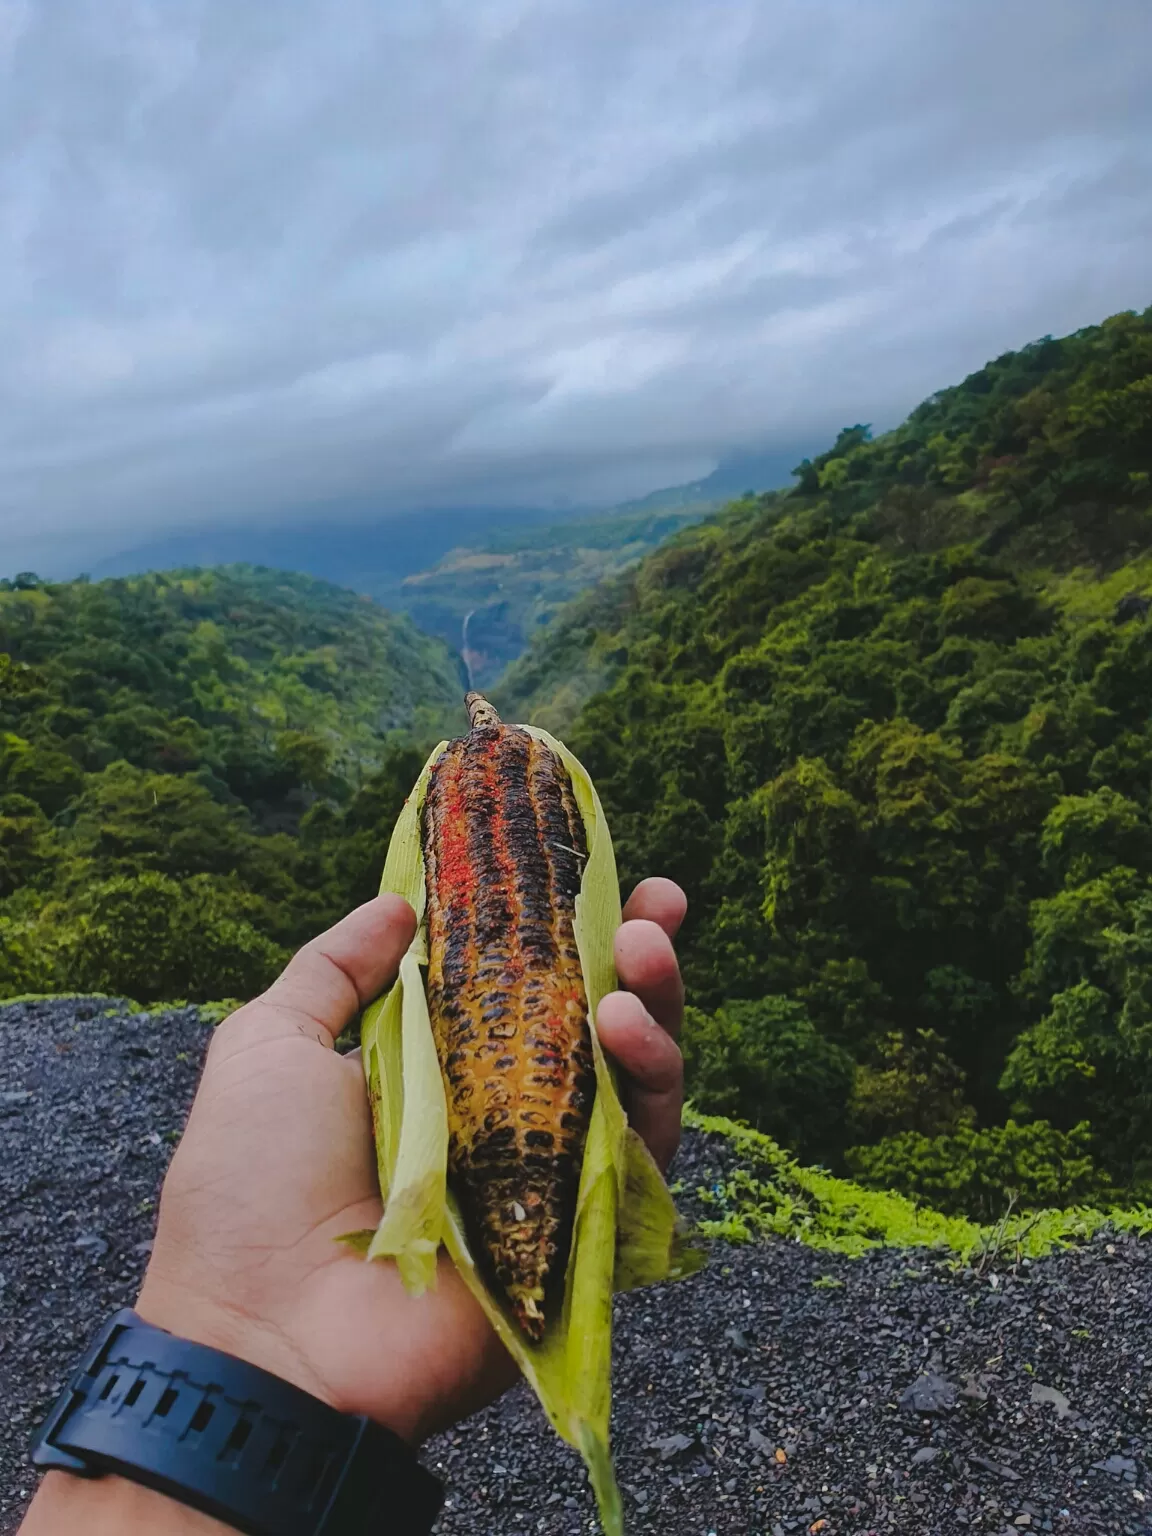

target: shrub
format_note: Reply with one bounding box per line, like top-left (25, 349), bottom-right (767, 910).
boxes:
top-left (845, 1118), bottom-right (1108, 1219)
top-left (57, 873), bottom-right (288, 1003)
top-left (0, 891), bottom-right (58, 996)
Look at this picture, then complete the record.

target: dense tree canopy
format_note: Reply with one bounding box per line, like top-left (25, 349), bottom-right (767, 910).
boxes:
top-left (4, 308), bottom-right (1152, 1219)
top-left (501, 307), bottom-right (1152, 1209)
top-left (0, 567), bottom-right (464, 1001)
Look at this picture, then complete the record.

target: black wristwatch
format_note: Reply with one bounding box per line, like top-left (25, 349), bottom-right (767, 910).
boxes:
top-left (29, 1310), bottom-right (444, 1535)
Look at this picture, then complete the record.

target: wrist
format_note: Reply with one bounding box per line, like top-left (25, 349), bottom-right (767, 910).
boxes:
top-left (134, 1275), bottom-right (341, 1413)
top-left (24, 1308), bottom-right (445, 1536)
top-left (22, 1470), bottom-right (232, 1536)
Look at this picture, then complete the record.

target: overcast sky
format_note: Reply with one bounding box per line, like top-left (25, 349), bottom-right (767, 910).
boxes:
top-left (1, 0), bottom-right (1149, 575)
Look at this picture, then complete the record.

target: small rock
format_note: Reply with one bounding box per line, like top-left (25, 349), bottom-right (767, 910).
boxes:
top-left (749, 1426), bottom-right (774, 1454)
top-left (1030, 1383), bottom-right (1071, 1418)
top-left (912, 1447), bottom-right (941, 1465)
top-left (73, 1233), bottom-right (109, 1258)
top-left (899, 1373), bottom-right (957, 1414)
top-left (970, 1454), bottom-right (1022, 1482)
top-left (734, 1382), bottom-right (767, 1403)
top-left (961, 1372), bottom-right (992, 1402)
top-left (1095, 1453), bottom-right (1137, 1479)
top-left (649, 1432), bottom-right (696, 1462)
top-left (724, 1326), bottom-right (751, 1353)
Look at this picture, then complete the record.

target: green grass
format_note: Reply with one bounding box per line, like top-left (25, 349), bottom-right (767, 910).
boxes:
top-left (192, 1000), bottom-right (242, 1025)
top-left (0, 991), bottom-right (239, 1026)
top-left (685, 1108), bottom-right (1152, 1261)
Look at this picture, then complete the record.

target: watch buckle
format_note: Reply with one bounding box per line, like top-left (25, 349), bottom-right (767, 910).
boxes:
top-left (28, 1308), bottom-right (136, 1478)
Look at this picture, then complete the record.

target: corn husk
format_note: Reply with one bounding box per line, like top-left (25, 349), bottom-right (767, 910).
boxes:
top-left (355, 726), bottom-right (701, 1534)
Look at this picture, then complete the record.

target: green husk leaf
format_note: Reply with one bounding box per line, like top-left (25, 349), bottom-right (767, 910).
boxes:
top-left (363, 949), bottom-right (447, 1292)
top-left (360, 725), bottom-right (697, 1535)
top-left (333, 1229), bottom-right (375, 1254)
top-left (614, 1126), bottom-right (708, 1291)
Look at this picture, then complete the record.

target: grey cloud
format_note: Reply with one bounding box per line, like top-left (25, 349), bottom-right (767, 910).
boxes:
top-left (0, 0), bottom-right (1149, 575)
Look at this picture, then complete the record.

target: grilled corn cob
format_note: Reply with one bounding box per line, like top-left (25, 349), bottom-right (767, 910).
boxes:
top-left (359, 701), bottom-right (701, 1534)
top-left (421, 691), bottom-right (595, 1340)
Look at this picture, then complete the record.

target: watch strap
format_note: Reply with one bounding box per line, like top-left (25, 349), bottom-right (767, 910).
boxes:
top-left (29, 1309), bottom-right (443, 1536)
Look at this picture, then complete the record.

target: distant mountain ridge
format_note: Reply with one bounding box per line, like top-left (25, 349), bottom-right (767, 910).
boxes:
top-left (404, 447), bottom-right (805, 684)
top-left (397, 504), bottom-right (713, 687)
top-left (74, 447), bottom-right (807, 684)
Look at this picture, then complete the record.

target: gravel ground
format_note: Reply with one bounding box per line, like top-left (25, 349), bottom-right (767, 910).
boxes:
top-left (2, 997), bottom-right (1149, 1535)
top-left (0, 997), bottom-right (212, 1531)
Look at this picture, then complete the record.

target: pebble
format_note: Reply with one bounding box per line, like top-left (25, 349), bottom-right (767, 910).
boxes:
top-left (899, 1372), bottom-right (957, 1414)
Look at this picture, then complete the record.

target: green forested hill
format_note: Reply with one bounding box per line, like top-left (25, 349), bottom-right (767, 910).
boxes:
top-left (0, 566), bottom-right (465, 1001)
top-left (500, 306), bottom-right (1152, 1213)
top-left (6, 309), bottom-right (1151, 1221)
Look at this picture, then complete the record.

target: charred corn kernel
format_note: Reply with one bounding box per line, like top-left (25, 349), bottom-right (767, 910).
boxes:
top-left (422, 691), bottom-right (595, 1340)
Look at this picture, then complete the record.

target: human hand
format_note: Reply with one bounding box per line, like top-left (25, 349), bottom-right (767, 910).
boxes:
top-left (134, 878), bottom-right (686, 1447)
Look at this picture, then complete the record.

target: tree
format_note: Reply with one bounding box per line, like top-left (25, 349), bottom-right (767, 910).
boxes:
top-left (59, 873), bottom-right (288, 1002)
top-left (682, 996), bottom-right (856, 1161)
top-left (1039, 787), bottom-right (1151, 886)
top-left (0, 793), bottom-right (58, 897)
top-left (66, 763), bottom-right (253, 879)
top-left (1018, 867), bottom-right (1145, 1000)
top-left (0, 734), bottom-right (84, 816)
top-left (1003, 897), bottom-right (1152, 1181)
top-left (276, 730), bottom-right (337, 796)
top-left (847, 1029), bottom-right (972, 1143)
top-left (760, 757), bottom-right (866, 938)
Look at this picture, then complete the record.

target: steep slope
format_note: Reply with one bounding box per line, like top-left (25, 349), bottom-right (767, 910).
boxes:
top-left (499, 307), bottom-right (1152, 729)
top-left (397, 506), bottom-right (710, 687)
top-left (0, 566), bottom-right (466, 1000)
top-left (497, 306), bottom-right (1152, 1210)
top-left (0, 564), bottom-right (464, 756)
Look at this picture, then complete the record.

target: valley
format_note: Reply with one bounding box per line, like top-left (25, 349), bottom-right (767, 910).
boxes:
top-left (4, 304), bottom-right (1151, 1221)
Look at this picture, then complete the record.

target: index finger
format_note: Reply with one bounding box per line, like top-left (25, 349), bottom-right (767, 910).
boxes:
top-left (220, 894), bottom-right (417, 1052)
